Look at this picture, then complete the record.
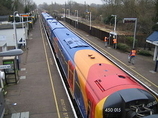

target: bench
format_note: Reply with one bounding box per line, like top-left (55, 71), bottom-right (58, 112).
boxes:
top-left (11, 111), bottom-right (29, 118)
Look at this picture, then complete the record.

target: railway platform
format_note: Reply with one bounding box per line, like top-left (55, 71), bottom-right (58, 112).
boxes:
top-left (1, 15), bottom-right (158, 118)
top-left (3, 17), bottom-right (74, 118)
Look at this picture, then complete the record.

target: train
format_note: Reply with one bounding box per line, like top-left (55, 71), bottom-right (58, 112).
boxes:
top-left (41, 12), bottom-right (158, 118)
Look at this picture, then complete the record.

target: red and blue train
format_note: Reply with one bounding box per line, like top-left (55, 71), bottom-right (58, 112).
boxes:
top-left (41, 12), bottom-right (158, 118)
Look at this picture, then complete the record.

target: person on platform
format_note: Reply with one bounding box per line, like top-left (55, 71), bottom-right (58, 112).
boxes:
top-left (128, 49), bottom-right (136, 65)
top-left (113, 38), bottom-right (117, 49)
top-left (104, 36), bottom-right (108, 47)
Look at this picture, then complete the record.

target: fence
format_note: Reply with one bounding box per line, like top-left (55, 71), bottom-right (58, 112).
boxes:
top-left (63, 17), bottom-right (150, 49)
top-left (0, 15), bottom-right (9, 22)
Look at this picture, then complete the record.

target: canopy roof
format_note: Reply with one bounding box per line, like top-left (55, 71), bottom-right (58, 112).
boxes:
top-left (146, 31), bottom-right (158, 46)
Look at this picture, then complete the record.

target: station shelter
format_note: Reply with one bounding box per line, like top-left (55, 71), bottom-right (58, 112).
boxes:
top-left (146, 31), bottom-right (158, 61)
top-left (0, 28), bottom-right (26, 48)
top-left (146, 31), bottom-right (158, 71)
top-left (109, 31), bottom-right (117, 46)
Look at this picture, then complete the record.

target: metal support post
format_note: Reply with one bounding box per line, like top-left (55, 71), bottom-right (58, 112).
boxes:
top-left (133, 18), bottom-right (137, 49)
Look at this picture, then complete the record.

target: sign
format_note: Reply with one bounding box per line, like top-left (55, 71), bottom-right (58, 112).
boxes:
top-left (123, 18), bottom-right (137, 23)
top-left (0, 65), bottom-right (11, 69)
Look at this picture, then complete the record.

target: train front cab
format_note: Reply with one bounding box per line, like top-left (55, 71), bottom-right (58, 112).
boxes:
top-left (95, 88), bottom-right (158, 118)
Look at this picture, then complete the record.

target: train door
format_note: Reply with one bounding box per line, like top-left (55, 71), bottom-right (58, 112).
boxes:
top-left (87, 100), bottom-right (92, 118)
top-left (52, 35), bottom-right (59, 58)
top-left (73, 73), bottom-right (87, 118)
top-left (68, 60), bottom-right (75, 96)
top-left (87, 96), bottom-right (95, 118)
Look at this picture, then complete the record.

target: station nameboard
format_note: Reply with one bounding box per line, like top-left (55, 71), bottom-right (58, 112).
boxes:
top-left (0, 65), bottom-right (11, 69)
top-left (123, 18), bottom-right (137, 23)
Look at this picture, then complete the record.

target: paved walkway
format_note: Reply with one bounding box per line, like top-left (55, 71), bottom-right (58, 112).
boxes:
top-left (3, 17), bottom-right (74, 118)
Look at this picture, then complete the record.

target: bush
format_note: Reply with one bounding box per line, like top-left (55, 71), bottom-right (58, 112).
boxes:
top-left (152, 24), bottom-right (158, 31)
top-left (103, 15), bottom-right (115, 25)
top-left (117, 43), bottom-right (130, 52)
top-left (137, 50), bottom-right (152, 56)
top-left (126, 37), bottom-right (137, 46)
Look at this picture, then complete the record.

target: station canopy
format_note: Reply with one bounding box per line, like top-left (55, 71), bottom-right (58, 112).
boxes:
top-left (146, 31), bottom-right (158, 46)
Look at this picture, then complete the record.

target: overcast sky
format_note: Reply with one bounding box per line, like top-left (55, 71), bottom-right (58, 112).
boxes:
top-left (33, 0), bottom-right (104, 5)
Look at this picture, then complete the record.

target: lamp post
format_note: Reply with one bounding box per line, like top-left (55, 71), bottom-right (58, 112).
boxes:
top-left (123, 18), bottom-right (137, 49)
top-left (13, 11), bottom-right (18, 49)
top-left (62, 8), bottom-right (65, 17)
top-left (100, 15), bottom-right (102, 22)
top-left (67, 9), bottom-right (70, 18)
top-left (13, 11), bottom-right (21, 70)
top-left (87, 12), bottom-right (91, 30)
top-left (111, 15), bottom-right (117, 33)
top-left (90, 12), bottom-right (91, 30)
top-left (62, 8), bottom-right (65, 20)
top-left (133, 18), bottom-right (137, 49)
top-left (75, 10), bottom-right (78, 24)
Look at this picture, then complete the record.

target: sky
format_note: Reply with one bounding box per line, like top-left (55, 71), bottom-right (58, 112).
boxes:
top-left (33, 0), bottom-right (104, 5)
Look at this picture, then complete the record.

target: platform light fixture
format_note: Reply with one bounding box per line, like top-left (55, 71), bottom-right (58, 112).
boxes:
top-left (0, 49), bottom-right (23, 57)
top-left (87, 12), bottom-right (91, 30)
top-left (123, 18), bottom-right (137, 49)
top-left (111, 15), bottom-right (117, 33)
top-left (75, 10), bottom-right (78, 24)
top-left (66, 9), bottom-right (70, 18)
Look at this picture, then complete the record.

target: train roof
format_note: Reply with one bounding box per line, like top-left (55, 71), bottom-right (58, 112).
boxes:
top-left (41, 12), bottom-right (54, 20)
top-left (53, 28), bottom-right (93, 57)
top-left (64, 37), bottom-right (89, 48)
top-left (47, 20), bottom-right (65, 30)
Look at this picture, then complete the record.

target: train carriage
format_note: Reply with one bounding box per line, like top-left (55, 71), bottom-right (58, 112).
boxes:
top-left (41, 12), bottom-right (158, 118)
top-left (46, 19), bottom-right (63, 40)
top-left (41, 12), bottom-right (55, 34)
